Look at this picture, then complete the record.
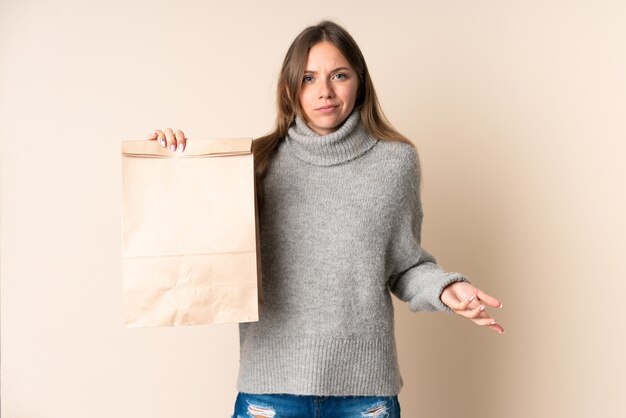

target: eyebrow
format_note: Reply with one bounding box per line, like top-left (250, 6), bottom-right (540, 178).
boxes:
top-left (303, 67), bottom-right (353, 74)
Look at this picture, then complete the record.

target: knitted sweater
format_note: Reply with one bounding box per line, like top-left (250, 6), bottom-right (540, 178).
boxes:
top-left (236, 109), bottom-right (470, 396)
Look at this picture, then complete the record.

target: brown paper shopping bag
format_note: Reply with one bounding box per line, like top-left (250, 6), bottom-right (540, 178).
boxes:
top-left (121, 138), bottom-right (262, 327)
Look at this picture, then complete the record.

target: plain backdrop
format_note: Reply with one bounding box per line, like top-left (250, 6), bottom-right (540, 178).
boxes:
top-left (1, 0), bottom-right (625, 417)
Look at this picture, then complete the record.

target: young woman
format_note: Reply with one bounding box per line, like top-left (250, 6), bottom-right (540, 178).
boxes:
top-left (148, 20), bottom-right (504, 418)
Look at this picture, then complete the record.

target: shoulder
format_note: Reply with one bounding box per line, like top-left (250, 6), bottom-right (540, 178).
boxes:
top-left (373, 139), bottom-right (421, 182)
top-left (357, 138), bottom-right (421, 198)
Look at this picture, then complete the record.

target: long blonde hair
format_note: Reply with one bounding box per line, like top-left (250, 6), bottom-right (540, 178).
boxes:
top-left (253, 20), bottom-right (417, 210)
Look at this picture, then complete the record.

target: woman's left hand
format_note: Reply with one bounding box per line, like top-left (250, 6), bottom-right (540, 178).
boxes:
top-left (440, 281), bottom-right (505, 334)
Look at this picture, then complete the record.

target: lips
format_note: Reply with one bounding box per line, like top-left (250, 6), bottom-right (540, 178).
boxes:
top-left (316, 105), bottom-right (339, 113)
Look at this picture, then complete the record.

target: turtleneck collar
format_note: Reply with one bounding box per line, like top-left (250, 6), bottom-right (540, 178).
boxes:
top-left (284, 109), bottom-right (379, 166)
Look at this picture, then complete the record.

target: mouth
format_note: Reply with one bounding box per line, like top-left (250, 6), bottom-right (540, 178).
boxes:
top-left (316, 105), bottom-right (339, 113)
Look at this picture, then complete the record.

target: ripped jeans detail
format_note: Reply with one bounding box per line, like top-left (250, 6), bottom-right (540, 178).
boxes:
top-left (233, 392), bottom-right (400, 418)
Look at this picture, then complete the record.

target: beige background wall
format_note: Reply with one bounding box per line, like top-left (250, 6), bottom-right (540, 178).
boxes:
top-left (1, 0), bottom-right (624, 417)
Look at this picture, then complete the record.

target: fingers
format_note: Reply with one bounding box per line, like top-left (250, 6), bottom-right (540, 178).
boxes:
top-left (174, 129), bottom-right (186, 153)
top-left (476, 288), bottom-right (503, 309)
top-left (153, 129), bottom-right (166, 147)
top-left (454, 300), bottom-right (484, 320)
top-left (164, 128), bottom-right (176, 151)
top-left (150, 128), bottom-right (187, 153)
top-left (467, 302), bottom-right (485, 319)
top-left (488, 322), bottom-right (505, 334)
top-left (453, 298), bottom-right (505, 334)
top-left (459, 286), bottom-right (504, 333)
top-left (470, 308), bottom-right (505, 334)
top-left (445, 290), bottom-right (478, 311)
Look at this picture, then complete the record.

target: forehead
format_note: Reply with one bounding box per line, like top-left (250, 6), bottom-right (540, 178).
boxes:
top-left (305, 41), bottom-right (352, 70)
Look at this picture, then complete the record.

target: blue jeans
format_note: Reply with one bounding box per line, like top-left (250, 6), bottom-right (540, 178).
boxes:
top-left (233, 392), bottom-right (401, 418)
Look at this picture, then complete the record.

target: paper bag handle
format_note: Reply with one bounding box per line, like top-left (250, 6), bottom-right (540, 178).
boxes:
top-left (121, 138), bottom-right (253, 158)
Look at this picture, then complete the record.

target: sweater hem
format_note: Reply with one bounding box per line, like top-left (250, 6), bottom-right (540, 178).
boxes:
top-left (237, 334), bottom-right (403, 396)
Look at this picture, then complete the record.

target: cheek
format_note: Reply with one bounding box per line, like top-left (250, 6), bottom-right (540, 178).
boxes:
top-left (345, 81), bottom-right (359, 103)
top-left (341, 85), bottom-right (358, 109)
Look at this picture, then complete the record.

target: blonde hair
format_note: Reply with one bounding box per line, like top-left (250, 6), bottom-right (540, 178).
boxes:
top-left (253, 20), bottom-right (417, 210)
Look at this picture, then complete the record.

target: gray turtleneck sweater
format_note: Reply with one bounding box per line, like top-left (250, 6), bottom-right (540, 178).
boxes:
top-left (236, 110), bottom-right (470, 396)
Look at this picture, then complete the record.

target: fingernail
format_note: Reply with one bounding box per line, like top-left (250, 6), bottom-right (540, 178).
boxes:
top-left (467, 295), bottom-right (475, 303)
top-left (160, 138), bottom-right (166, 147)
top-left (498, 303), bottom-right (503, 308)
top-left (490, 320), bottom-right (497, 325)
top-left (479, 305), bottom-right (485, 312)
top-left (499, 329), bottom-right (505, 334)
top-left (170, 144), bottom-right (176, 152)
top-left (179, 143), bottom-right (185, 152)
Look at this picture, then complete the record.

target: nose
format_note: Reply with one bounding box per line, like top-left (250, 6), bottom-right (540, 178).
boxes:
top-left (318, 78), bottom-right (335, 99)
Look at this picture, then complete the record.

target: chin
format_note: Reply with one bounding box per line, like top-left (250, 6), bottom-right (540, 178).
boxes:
top-left (316, 117), bottom-right (346, 131)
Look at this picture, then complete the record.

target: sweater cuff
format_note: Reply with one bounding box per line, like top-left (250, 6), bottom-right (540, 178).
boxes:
top-left (404, 270), bottom-right (471, 314)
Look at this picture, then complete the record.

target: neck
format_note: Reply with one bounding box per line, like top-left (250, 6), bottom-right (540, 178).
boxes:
top-left (284, 110), bottom-right (379, 166)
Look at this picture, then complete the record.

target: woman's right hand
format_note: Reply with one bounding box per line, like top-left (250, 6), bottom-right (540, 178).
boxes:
top-left (147, 128), bottom-right (187, 153)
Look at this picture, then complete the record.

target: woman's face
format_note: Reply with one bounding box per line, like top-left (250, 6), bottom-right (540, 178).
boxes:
top-left (298, 41), bottom-right (359, 136)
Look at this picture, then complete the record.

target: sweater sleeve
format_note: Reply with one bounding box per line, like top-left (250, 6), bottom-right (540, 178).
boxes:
top-left (386, 146), bottom-right (470, 314)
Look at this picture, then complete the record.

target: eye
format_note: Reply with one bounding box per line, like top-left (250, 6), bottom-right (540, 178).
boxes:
top-left (303, 75), bottom-right (314, 84)
top-left (333, 73), bottom-right (348, 80)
